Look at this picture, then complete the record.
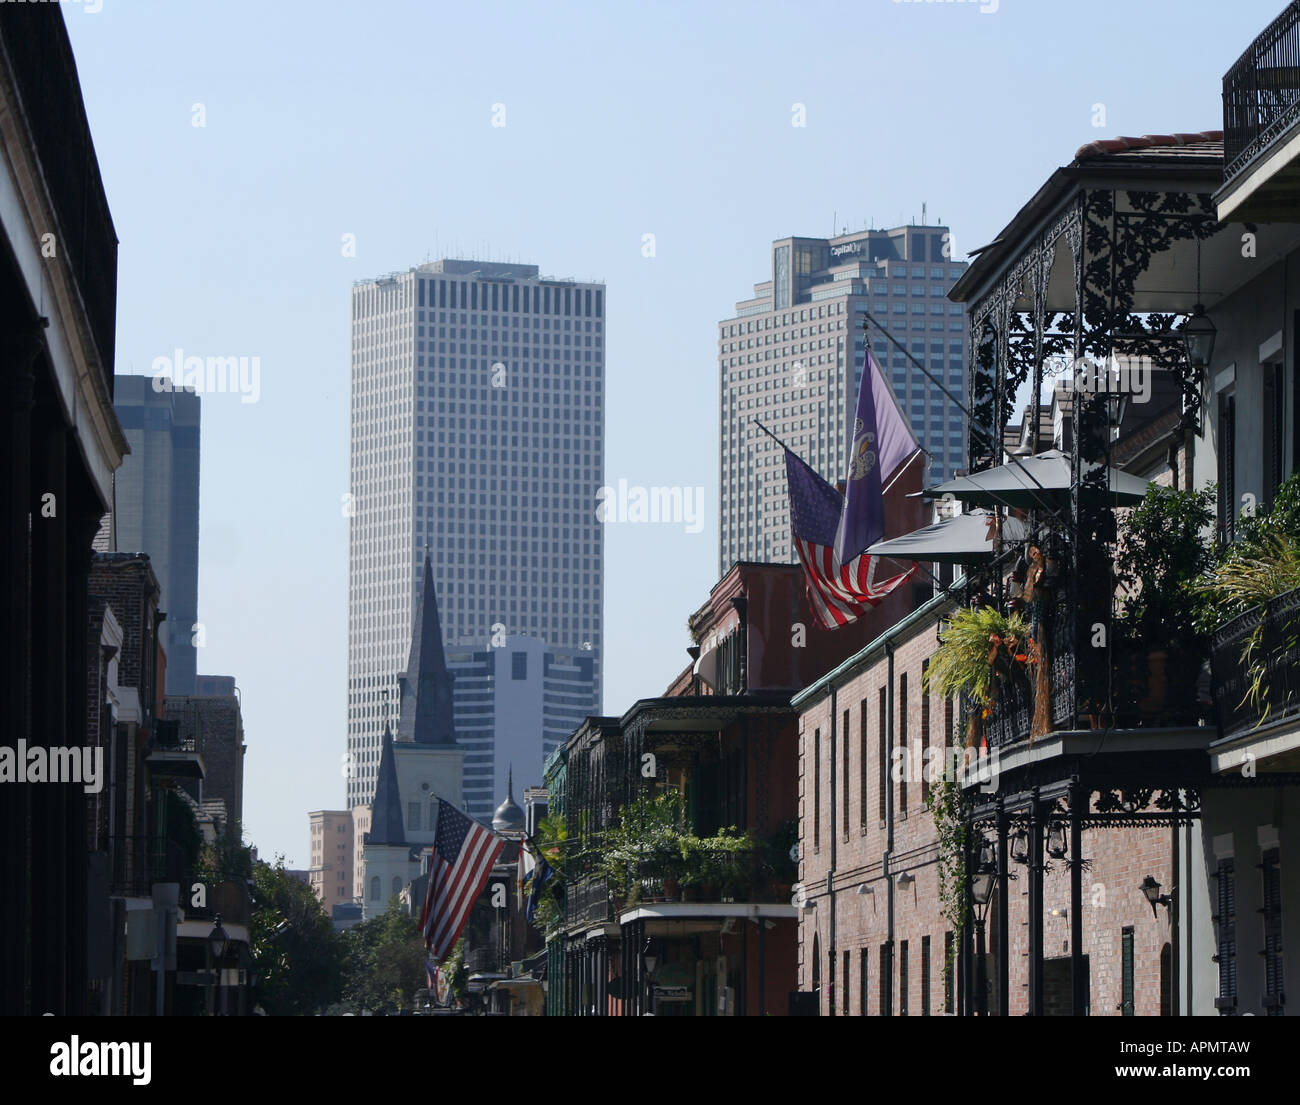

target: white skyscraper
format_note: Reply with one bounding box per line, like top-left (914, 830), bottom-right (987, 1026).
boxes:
top-left (348, 260), bottom-right (604, 819)
top-left (718, 225), bottom-right (968, 576)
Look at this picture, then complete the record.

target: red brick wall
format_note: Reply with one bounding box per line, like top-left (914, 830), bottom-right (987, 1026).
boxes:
top-left (796, 600), bottom-right (1173, 1016)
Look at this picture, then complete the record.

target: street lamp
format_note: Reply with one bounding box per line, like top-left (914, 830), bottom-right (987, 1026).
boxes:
top-left (1010, 827), bottom-right (1030, 865)
top-left (969, 841), bottom-right (997, 1016)
top-left (1104, 391), bottom-right (1128, 429)
top-left (208, 914), bottom-right (229, 961)
top-left (206, 914), bottom-right (228, 1017)
top-left (1140, 876), bottom-right (1172, 919)
top-left (1046, 822), bottom-right (1068, 861)
top-left (1182, 305), bottom-right (1217, 371)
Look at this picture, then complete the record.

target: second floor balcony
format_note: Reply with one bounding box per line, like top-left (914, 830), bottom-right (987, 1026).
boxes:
top-left (1219, 1), bottom-right (1300, 221)
top-left (1211, 584), bottom-right (1300, 742)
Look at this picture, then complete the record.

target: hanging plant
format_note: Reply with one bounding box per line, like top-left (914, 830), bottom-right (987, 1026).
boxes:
top-left (1201, 531), bottom-right (1300, 723)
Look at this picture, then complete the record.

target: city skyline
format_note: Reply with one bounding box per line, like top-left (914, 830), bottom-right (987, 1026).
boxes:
top-left (58, 0), bottom-right (1277, 867)
top-left (347, 259), bottom-right (603, 818)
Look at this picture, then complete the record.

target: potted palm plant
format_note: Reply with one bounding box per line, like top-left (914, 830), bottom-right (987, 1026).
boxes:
top-left (924, 605), bottom-right (1032, 746)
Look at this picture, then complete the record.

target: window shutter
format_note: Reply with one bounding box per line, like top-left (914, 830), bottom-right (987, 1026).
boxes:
top-left (1213, 858), bottom-right (1238, 1013)
top-left (1261, 848), bottom-right (1285, 1014)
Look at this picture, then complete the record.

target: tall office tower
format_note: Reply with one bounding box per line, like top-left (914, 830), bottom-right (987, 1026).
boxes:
top-left (446, 636), bottom-right (596, 821)
top-left (718, 225), bottom-right (968, 576)
top-left (112, 375), bottom-right (201, 694)
top-left (348, 260), bottom-right (604, 817)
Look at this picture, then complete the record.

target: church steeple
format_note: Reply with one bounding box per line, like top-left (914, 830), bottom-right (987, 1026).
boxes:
top-left (397, 552), bottom-right (456, 745)
top-left (365, 722), bottom-right (406, 845)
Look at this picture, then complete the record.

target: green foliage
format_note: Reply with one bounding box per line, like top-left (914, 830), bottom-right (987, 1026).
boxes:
top-left (340, 897), bottom-right (429, 1013)
top-left (1233, 472), bottom-right (1300, 555)
top-left (600, 791), bottom-right (754, 896)
top-left (1115, 484), bottom-right (1216, 651)
top-left (1200, 473), bottom-right (1300, 724)
top-left (441, 938), bottom-right (467, 1005)
top-left (925, 777), bottom-right (967, 962)
top-left (600, 791), bottom-right (688, 895)
top-left (923, 606), bottom-right (1030, 707)
top-left (199, 817), bottom-right (253, 886)
top-left (250, 857), bottom-right (345, 1015)
top-left (1202, 532), bottom-right (1300, 723)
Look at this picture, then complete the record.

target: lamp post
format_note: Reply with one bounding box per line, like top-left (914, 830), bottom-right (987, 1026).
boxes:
top-left (642, 938), bottom-right (657, 1017)
top-left (208, 914), bottom-right (228, 1016)
top-left (969, 842), bottom-right (996, 1017)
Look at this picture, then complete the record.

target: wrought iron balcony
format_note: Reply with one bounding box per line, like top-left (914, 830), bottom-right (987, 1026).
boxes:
top-left (107, 835), bottom-right (191, 898)
top-left (146, 719), bottom-right (204, 778)
top-left (564, 875), bottom-right (611, 927)
top-left (1221, 1), bottom-right (1300, 216)
top-left (1211, 585), bottom-right (1300, 739)
top-left (981, 602), bottom-right (1204, 750)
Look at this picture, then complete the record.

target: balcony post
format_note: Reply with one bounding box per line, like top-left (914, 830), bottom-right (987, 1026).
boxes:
top-left (996, 798), bottom-right (1009, 1016)
top-left (1069, 778), bottom-right (1086, 1015)
top-left (1028, 791), bottom-right (1044, 1015)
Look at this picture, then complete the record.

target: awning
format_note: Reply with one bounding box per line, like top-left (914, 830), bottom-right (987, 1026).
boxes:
top-left (918, 448), bottom-right (1151, 509)
top-left (866, 510), bottom-right (1028, 565)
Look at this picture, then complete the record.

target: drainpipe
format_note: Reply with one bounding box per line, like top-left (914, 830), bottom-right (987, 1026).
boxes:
top-left (828, 681), bottom-right (837, 1014)
top-left (885, 641), bottom-right (896, 1014)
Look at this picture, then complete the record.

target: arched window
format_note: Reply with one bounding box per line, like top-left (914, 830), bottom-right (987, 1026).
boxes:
top-left (369, 875), bottom-right (380, 901)
top-left (392, 876), bottom-right (402, 896)
top-left (812, 932), bottom-right (822, 1001)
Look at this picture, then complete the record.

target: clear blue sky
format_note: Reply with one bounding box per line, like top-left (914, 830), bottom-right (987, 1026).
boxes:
top-left (64, 0), bottom-right (1280, 866)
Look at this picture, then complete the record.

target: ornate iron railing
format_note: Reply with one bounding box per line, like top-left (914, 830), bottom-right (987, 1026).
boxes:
top-left (107, 835), bottom-right (191, 898)
top-left (564, 875), bottom-right (611, 927)
top-left (1223, 1), bottom-right (1300, 185)
top-left (982, 599), bottom-right (1206, 749)
top-left (1211, 585), bottom-right (1300, 738)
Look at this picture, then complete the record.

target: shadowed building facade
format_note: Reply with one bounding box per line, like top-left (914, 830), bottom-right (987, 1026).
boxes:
top-left (0, 10), bottom-right (129, 1015)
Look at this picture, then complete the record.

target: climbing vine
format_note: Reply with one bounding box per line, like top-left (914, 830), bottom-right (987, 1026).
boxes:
top-left (925, 775), bottom-right (967, 989)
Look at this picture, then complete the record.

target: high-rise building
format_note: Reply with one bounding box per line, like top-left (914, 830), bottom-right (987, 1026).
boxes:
top-left (446, 636), bottom-right (596, 821)
top-left (111, 375), bottom-right (201, 695)
top-left (718, 225), bottom-right (968, 575)
top-left (347, 259), bottom-right (604, 817)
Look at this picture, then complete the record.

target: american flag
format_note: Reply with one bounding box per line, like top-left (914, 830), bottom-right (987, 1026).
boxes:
top-left (783, 447), bottom-right (916, 628)
top-left (419, 799), bottom-right (505, 962)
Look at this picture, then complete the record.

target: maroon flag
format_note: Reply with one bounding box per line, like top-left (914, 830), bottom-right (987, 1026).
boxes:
top-left (419, 799), bottom-right (505, 962)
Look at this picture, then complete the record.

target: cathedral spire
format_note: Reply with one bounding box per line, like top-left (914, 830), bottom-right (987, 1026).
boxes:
top-left (397, 552), bottom-right (456, 745)
top-left (365, 722), bottom-right (406, 845)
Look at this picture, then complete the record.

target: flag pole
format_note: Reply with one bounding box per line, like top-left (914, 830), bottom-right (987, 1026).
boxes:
top-left (859, 312), bottom-right (1069, 530)
top-left (752, 417), bottom-right (791, 452)
top-left (767, 416), bottom-right (948, 593)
